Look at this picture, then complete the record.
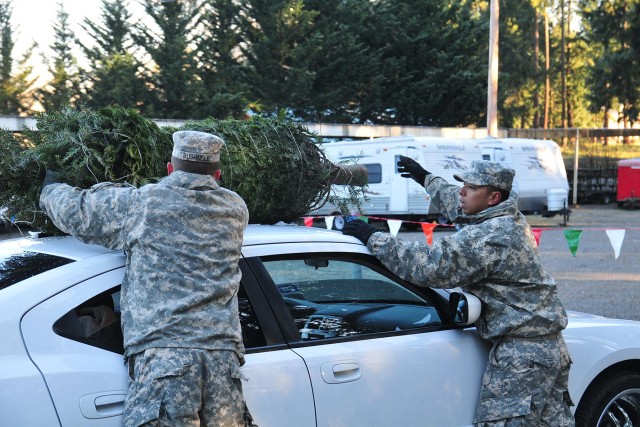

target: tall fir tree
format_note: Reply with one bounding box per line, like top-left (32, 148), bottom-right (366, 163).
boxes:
top-left (133, 0), bottom-right (202, 119)
top-left (0, 0), bottom-right (36, 114)
top-left (239, 0), bottom-right (318, 115)
top-left (580, 0), bottom-right (640, 127)
top-left (192, 0), bottom-right (248, 119)
top-left (293, 0), bottom-right (385, 124)
top-left (78, 0), bottom-right (149, 110)
top-left (374, 0), bottom-right (488, 126)
top-left (35, 1), bottom-right (83, 112)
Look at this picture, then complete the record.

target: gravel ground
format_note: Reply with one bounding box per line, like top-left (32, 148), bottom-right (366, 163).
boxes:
top-left (396, 204), bottom-right (640, 321)
top-left (2, 204), bottom-right (638, 320)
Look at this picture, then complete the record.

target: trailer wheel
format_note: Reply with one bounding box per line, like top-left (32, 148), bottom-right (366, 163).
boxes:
top-left (332, 215), bottom-right (346, 231)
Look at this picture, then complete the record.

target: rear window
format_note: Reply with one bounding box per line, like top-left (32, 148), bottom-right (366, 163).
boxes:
top-left (0, 252), bottom-right (73, 291)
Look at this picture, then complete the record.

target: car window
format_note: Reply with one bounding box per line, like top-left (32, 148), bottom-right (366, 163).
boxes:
top-left (53, 283), bottom-right (266, 354)
top-left (0, 251), bottom-right (73, 291)
top-left (261, 257), bottom-right (442, 341)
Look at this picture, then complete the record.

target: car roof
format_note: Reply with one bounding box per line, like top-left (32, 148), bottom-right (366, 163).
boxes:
top-left (0, 224), bottom-right (361, 260)
top-left (242, 224), bottom-right (359, 246)
top-left (0, 235), bottom-right (115, 261)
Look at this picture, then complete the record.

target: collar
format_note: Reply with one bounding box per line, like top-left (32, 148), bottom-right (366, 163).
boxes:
top-left (159, 170), bottom-right (220, 191)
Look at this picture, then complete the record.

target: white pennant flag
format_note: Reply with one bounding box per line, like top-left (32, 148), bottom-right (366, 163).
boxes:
top-left (605, 229), bottom-right (625, 259)
top-left (387, 219), bottom-right (403, 236)
top-left (324, 216), bottom-right (335, 230)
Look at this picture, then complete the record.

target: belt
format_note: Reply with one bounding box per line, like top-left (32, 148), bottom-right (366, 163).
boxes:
top-left (502, 332), bottom-right (559, 342)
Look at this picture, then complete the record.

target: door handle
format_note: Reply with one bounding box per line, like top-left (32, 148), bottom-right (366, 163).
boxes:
top-left (79, 391), bottom-right (126, 419)
top-left (321, 361), bottom-right (362, 384)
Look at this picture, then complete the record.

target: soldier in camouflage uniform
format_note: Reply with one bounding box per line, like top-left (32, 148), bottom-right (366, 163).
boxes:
top-left (343, 157), bottom-right (574, 426)
top-left (40, 131), bottom-right (256, 427)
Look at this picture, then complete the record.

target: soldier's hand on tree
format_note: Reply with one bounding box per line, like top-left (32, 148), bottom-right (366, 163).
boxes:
top-left (42, 170), bottom-right (62, 190)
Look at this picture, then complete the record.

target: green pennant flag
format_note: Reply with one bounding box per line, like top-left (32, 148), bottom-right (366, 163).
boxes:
top-left (564, 229), bottom-right (583, 257)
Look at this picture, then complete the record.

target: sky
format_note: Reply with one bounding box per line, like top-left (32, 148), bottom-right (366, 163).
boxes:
top-left (11, 0), bottom-right (145, 81)
top-left (14, 1), bottom-right (102, 53)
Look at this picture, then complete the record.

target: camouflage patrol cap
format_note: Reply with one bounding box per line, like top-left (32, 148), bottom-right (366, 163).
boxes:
top-left (453, 160), bottom-right (515, 192)
top-left (172, 131), bottom-right (225, 164)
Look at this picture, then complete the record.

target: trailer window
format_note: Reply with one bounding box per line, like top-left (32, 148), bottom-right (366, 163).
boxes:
top-left (365, 164), bottom-right (382, 183)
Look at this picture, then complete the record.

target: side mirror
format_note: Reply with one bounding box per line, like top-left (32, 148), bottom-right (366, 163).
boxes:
top-left (449, 292), bottom-right (482, 326)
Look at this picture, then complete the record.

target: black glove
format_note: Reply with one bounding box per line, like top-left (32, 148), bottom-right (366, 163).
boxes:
top-left (342, 219), bottom-right (378, 244)
top-left (397, 155), bottom-right (429, 185)
top-left (42, 169), bottom-right (62, 190)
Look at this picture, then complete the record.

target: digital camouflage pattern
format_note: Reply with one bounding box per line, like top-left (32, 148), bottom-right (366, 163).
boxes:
top-left (368, 174), bottom-right (574, 426)
top-left (125, 348), bottom-right (257, 426)
top-left (475, 335), bottom-right (573, 426)
top-left (369, 175), bottom-right (567, 340)
top-left (453, 160), bottom-right (516, 192)
top-left (172, 130), bottom-right (225, 164)
top-left (40, 170), bottom-right (248, 359)
top-left (40, 170), bottom-right (252, 426)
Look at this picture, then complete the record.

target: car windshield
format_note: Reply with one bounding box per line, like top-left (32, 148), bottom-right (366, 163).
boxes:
top-left (0, 249), bottom-right (73, 291)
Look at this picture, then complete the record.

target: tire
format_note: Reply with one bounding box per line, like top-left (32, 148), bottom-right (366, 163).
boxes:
top-left (574, 370), bottom-right (640, 427)
top-left (332, 215), bottom-right (346, 231)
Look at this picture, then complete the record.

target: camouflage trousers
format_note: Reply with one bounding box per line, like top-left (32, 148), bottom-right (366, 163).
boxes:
top-left (474, 334), bottom-right (575, 427)
top-left (124, 348), bottom-right (257, 427)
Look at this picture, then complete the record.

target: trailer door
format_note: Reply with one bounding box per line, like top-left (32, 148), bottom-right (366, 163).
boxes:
top-left (389, 148), bottom-right (410, 212)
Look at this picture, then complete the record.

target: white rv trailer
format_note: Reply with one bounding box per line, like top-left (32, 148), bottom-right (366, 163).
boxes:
top-left (311, 136), bottom-right (570, 229)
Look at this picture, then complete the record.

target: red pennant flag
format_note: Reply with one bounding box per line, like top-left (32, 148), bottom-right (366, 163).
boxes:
top-left (303, 217), bottom-right (313, 227)
top-left (531, 228), bottom-right (543, 246)
top-left (421, 223), bottom-right (437, 245)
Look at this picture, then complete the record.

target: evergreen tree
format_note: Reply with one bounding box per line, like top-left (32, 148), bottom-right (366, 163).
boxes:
top-left (293, 0), bottom-right (385, 124)
top-left (78, 0), bottom-right (149, 110)
top-left (133, 0), bottom-right (202, 119)
top-left (35, 1), bottom-right (83, 112)
top-left (193, 0), bottom-right (248, 119)
top-left (375, 0), bottom-right (488, 126)
top-left (0, 0), bottom-right (36, 114)
top-left (580, 0), bottom-right (640, 127)
top-left (239, 0), bottom-right (318, 115)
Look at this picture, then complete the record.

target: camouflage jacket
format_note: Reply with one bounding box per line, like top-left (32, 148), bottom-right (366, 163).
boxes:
top-left (368, 175), bottom-right (567, 340)
top-left (40, 170), bottom-right (249, 358)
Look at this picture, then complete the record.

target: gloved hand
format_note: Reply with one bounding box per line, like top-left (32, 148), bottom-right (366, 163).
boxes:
top-left (342, 219), bottom-right (378, 245)
top-left (397, 155), bottom-right (429, 185)
top-left (42, 169), bottom-right (62, 190)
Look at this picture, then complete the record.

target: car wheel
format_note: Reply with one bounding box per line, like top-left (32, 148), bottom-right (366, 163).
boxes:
top-left (575, 370), bottom-right (640, 427)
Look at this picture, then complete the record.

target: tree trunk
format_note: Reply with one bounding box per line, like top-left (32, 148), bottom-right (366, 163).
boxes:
top-left (566, 0), bottom-right (574, 128)
top-left (487, 0), bottom-right (499, 136)
top-left (533, 8), bottom-right (540, 129)
top-left (544, 9), bottom-right (550, 130)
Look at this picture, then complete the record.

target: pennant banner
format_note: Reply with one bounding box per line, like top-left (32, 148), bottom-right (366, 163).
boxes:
top-left (531, 228), bottom-right (543, 246)
top-left (421, 223), bottom-right (437, 245)
top-left (324, 216), bottom-right (335, 230)
top-left (564, 229), bottom-right (583, 257)
top-left (302, 215), bottom-right (635, 260)
top-left (387, 219), bottom-right (403, 236)
top-left (605, 229), bottom-right (625, 259)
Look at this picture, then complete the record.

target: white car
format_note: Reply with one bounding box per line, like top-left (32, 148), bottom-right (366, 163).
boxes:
top-left (1, 225), bottom-right (639, 427)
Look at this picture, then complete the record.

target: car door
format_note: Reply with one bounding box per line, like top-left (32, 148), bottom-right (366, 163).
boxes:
top-left (251, 252), bottom-right (490, 427)
top-left (21, 261), bottom-right (316, 427)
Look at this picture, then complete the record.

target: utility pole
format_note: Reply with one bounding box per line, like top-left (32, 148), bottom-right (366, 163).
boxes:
top-left (487, 0), bottom-right (499, 137)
